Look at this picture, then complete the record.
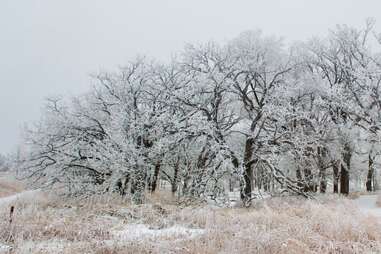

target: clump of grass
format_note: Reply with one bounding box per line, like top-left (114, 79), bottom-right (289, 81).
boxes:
top-left (0, 193), bottom-right (126, 248)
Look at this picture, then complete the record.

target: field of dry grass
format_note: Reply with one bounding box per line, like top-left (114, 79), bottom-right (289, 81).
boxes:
top-left (0, 174), bottom-right (379, 254)
top-left (0, 187), bottom-right (381, 254)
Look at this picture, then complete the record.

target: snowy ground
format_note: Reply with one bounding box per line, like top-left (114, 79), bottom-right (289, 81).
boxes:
top-left (353, 193), bottom-right (381, 218)
top-left (0, 190), bottom-right (39, 207)
top-left (113, 224), bottom-right (204, 242)
top-left (0, 243), bottom-right (11, 254)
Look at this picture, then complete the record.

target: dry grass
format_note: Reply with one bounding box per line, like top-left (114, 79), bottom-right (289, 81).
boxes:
top-left (0, 191), bottom-right (381, 254)
top-left (347, 191), bottom-right (364, 200)
top-left (0, 175), bottom-right (24, 198)
top-left (177, 197), bottom-right (381, 254)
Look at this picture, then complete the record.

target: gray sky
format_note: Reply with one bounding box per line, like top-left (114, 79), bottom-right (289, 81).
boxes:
top-left (1, 0), bottom-right (380, 154)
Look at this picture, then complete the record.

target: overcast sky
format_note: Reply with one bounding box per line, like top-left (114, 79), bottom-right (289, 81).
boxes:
top-left (1, 0), bottom-right (381, 154)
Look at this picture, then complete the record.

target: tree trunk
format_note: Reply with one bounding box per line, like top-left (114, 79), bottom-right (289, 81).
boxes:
top-left (229, 178), bottom-right (234, 192)
top-left (149, 161), bottom-right (161, 193)
top-left (257, 171), bottom-right (262, 190)
top-left (240, 138), bottom-right (254, 203)
top-left (303, 167), bottom-right (314, 192)
top-left (373, 168), bottom-right (378, 191)
top-left (189, 145), bottom-right (210, 197)
top-left (320, 168), bottom-right (327, 193)
top-left (318, 147), bottom-right (327, 193)
top-left (333, 161), bottom-right (339, 193)
top-left (340, 164), bottom-right (349, 195)
top-left (340, 144), bottom-right (351, 195)
top-left (130, 166), bottom-right (146, 204)
top-left (182, 175), bottom-right (190, 195)
top-left (366, 153), bottom-right (374, 192)
top-left (116, 174), bottom-right (129, 196)
top-left (171, 158), bottom-right (180, 194)
top-left (296, 167), bottom-right (303, 189)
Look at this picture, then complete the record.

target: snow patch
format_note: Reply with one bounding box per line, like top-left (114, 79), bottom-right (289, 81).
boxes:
top-left (0, 243), bottom-right (12, 253)
top-left (113, 224), bottom-right (204, 241)
top-left (0, 190), bottom-right (40, 207)
top-left (354, 194), bottom-right (381, 218)
top-left (15, 239), bottom-right (68, 254)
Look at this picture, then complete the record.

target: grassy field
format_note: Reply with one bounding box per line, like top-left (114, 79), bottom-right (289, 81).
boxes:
top-left (0, 177), bottom-right (381, 254)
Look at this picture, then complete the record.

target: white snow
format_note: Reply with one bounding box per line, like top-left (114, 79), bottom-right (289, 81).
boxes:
top-left (0, 243), bottom-right (12, 253)
top-left (113, 224), bottom-right (205, 242)
top-left (0, 190), bottom-right (39, 207)
top-left (15, 239), bottom-right (68, 254)
top-left (354, 194), bottom-right (381, 218)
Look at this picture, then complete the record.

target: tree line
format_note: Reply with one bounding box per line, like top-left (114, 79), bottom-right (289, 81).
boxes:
top-left (21, 21), bottom-right (381, 205)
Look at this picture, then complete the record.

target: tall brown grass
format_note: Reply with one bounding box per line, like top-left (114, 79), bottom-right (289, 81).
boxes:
top-left (0, 191), bottom-right (380, 254)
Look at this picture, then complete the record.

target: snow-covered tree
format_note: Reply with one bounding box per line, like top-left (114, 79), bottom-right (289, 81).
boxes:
top-left (20, 21), bottom-right (381, 205)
